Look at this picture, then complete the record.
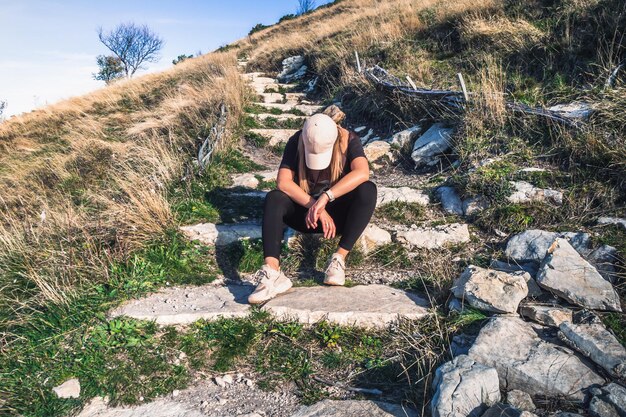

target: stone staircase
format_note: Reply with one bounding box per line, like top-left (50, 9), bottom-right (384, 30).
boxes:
top-left (91, 61), bottom-right (626, 417)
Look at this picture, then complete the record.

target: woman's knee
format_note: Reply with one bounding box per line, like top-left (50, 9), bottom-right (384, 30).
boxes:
top-left (264, 189), bottom-right (292, 212)
top-left (353, 181), bottom-right (377, 203)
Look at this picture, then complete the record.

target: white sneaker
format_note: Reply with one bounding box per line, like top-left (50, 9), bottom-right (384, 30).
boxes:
top-left (323, 254), bottom-right (346, 286)
top-left (247, 265), bottom-right (293, 304)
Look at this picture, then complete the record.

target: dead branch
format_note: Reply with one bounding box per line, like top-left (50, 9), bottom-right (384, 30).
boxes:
top-left (363, 65), bottom-right (583, 128)
top-left (198, 102), bottom-right (228, 170)
top-left (606, 59), bottom-right (625, 89)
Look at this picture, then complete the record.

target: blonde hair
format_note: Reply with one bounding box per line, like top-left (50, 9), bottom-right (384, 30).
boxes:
top-left (297, 127), bottom-right (348, 194)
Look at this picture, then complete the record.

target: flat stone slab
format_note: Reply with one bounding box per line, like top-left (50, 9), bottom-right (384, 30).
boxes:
top-left (231, 170), bottom-right (277, 189)
top-left (255, 102), bottom-right (323, 116)
top-left (109, 285), bottom-right (253, 325)
top-left (254, 113), bottom-right (306, 121)
top-left (376, 186), bottom-right (430, 207)
top-left (397, 223), bottom-right (471, 249)
top-left (264, 285), bottom-right (431, 328)
top-left (180, 223), bottom-right (262, 246)
top-left (78, 397), bottom-right (204, 417)
top-left (291, 400), bottom-right (418, 417)
top-left (250, 128), bottom-right (298, 146)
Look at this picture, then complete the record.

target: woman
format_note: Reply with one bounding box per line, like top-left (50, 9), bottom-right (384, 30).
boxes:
top-left (248, 113), bottom-right (377, 304)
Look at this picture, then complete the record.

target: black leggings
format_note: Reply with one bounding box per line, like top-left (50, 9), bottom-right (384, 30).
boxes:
top-left (262, 181), bottom-right (378, 259)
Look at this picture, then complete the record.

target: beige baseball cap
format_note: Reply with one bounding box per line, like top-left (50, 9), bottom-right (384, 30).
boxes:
top-left (301, 114), bottom-right (338, 170)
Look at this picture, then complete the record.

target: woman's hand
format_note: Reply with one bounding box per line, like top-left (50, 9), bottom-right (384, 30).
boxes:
top-left (318, 210), bottom-right (336, 239)
top-left (306, 193), bottom-right (329, 229)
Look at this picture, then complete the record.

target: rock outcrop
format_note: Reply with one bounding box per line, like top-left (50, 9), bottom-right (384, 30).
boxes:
top-left (451, 266), bottom-right (528, 314)
top-left (519, 305), bottom-right (573, 327)
top-left (431, 355), bottom-right (500, 417)
top-left (536, 238), bottom-right (621, 311)
top-left (468, 317), bottom-right (605, 401)
top-left (411, 123), bottom-right (453, 167)
top-left (559, 321), bottom-right (626, 382)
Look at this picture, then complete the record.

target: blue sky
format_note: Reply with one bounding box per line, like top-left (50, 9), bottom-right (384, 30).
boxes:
top-left (0, 0), bottom-right (332, 117)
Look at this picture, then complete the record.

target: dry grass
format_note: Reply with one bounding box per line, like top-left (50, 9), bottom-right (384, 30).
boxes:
top-left (0, 51), bottom-right (249, 333)
top-left (459, 15), bottom-right (545, 50)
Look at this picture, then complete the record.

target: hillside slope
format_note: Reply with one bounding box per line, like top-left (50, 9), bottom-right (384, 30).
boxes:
top-left (1, 0), bottom-right (625, 416)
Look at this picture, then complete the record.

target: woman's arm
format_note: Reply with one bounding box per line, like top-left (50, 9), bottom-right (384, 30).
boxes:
top-left (276, 167), bottom-right (316, 208)
top-left (327, 156), bottom-right (369, 199)
top-left (306, 156), bottom-right (370, 227)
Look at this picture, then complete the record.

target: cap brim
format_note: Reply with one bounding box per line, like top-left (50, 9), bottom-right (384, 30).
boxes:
top-left (305, 151), bottom-right (333, 170)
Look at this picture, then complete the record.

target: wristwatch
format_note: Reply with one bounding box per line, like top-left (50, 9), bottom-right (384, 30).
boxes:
top-left (324, 189), bottom-right (336, 202)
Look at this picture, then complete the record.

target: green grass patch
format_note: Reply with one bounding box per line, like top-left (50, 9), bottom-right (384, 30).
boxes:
top-left (375, 202), bottom-right (425, 226)
top-left (370, 242), bottom-right (412, 269)
top-left (245, 131), bottom-right (270, 147)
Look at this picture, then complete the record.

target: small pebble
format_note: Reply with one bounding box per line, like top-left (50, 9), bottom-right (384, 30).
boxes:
top-left (172, 390), bottom-right (180, 397)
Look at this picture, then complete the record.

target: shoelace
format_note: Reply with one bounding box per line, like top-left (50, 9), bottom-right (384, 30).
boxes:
top-left (249, 268), bottom-right (270, 285)
top-left (327, 257), bottom-right (344, 272)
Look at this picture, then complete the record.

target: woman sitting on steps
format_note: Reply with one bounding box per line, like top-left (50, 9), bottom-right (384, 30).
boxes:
top-left (248, 113), bottom-right (377, 304)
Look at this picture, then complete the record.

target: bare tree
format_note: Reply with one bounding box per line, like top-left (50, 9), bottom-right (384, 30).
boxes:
top-left (0, 100), bottom-right (6, 120)
top-left (97, 23), bottom-right (164, 78)
top-left (297, 0), bottom-right (316, 15)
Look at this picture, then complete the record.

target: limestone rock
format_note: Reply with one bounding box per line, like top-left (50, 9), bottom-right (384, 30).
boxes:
top-left (397, 223), bottom-right (470, 250)
top-left (462, 196), bottom-right (489, 216)
top-left (52, 378), bottom-right (80, 399)
top-left (255, 102), bottom-right (322, 116)
top-left (231, 170), bottom-right (276, 190)
top-left (451, 266), bottom-right (528, 314)
top-left (436, 187), bottom-right (463, 216)
top-left (588, 244), bottom-right (620, 283)
top-left (386, 125), bottom-right (422, 149)
top-left (291, 400), bottom-right (417, 417)
top-left (519, 305), bottom-right (573, 327)
top-left (508, 181), bottom-right (563, 206)
top-left (489, 261), bottom-right (542, 296)
top-left (589, 383), bottom-right (626, 417)
top-left (263, 285), bottom-right (431, 328)
top-left (548, 102), bottom-right (594, 121)
top-left (450, 333), bottom-right (476, 357)
top-left (411, 123), bottom-right (453, 167)
top-left (481, 403), bottom-right (538, 417)
top-left (597, 216), bottom-right (626, 229)
top-left (277, 56), bottom-right (307, 83)
top-left (180, 223), bottom-right (262, 246)
top-left (109, 285), bottom-right (253, 325)
top-left (559, 321), bottom-right (626, 381)
top-left (356, 224), bottom-right (392, 254)
top-left (468, 316), bottom-right (605, 401)
top-left (504, 230), bottom-right (591, 264)
top-left (431, 355), bottom-right (500, 417)
top-left (376, 186), bottom-right (430, 207)
top-left (506, 390), bottom-right (535, 412)
top-left (536, 238), bottom-right (621, 311)
top-left (232, 173), bottom-right (259, 189)
top-left (77, 396), bottom-right (204, 417)
top-left (364, 140), bottom-right (393, 163)
top-left (260, 92), bottom-right (285, 104)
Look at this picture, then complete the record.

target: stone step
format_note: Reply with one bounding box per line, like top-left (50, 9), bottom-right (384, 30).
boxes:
top-left (263, 83), bottom-right (298, 93)
top-left (292, 400), bottom-right (418, 416)
top-left (254, 102), bottom-right (323, 116)
top-left (377, 186), bottom-right (430, 207)
top-left (263, 284), bottom-right (431, 328)
top-left (110, 285), bottom-right (253, 325)
top-left (109, 284), bottom-right (432, 328)
top-left (254, 113), bottom-right (306, 122)
top-left (249, 128), bottom-right (298, 146)
top-left (259, 92), bottom-right (286, 104)
top-left (396, 223), bottom-right (471, 250)
top-left (180, 222), bottom-right (263, 246)
top-left (231, 170), bottom-right (278, 189)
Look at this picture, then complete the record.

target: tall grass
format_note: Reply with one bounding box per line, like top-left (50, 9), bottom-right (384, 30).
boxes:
top-left (0, 51), bottom-right (249, 345)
